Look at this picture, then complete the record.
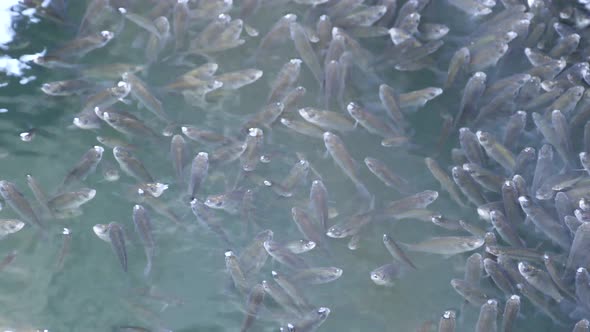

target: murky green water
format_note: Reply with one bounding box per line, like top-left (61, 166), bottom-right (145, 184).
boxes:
top-left (0, 1), bottom-right (566, 331)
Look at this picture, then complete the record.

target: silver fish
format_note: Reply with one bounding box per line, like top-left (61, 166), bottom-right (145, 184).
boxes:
top-left (309, 180), bottom-right (329, 232)
top-left (364, 157), bottom-right (410, 193)
top-left (225, 250), bottom-right (249, 295)
top-left (133, 205), bottom-right (155, 277)
top-left (272, 270), bottom-right (310, 310)
top-left (188, 152), bottom-right (209, 200)
top-left (370, 263), bottom-right (405, 287)
top-left (0, 219), bottom-right (25, 237)
top-left (48, 188), bottom-right (96, 211)
top-left (518, 261), bottom-right (563, 302)
top-left (299, 108), bottom-right (355, 132)
top-left (264, 240), bottom-right (309, 270)
top-left (475, 299), bottom-right (498, 332)
top-left (290, 21), bottom-right (323, 86)
top-left (61, 146), bottom-right (104, 189)
top-left (383, 233), bottom-right (416, 269)
top-left (122, 72), bottom-right (169, 122)
top-left (501, 295), bottom-right (520, 332)
top-left (403, 236), bottom-right (484, 255)
top-left (0, 180), bottom-right (43, 228)
top-left (292, 267), bottom-right (343, 285)
top-left (240, 284), bottom-right (265, 332)
top-left (107, 222), bottom-right (127, 272)
top-left (438, 310), bottom-right (457, 332)
top-left (113, 146), bottom-right (155, 183)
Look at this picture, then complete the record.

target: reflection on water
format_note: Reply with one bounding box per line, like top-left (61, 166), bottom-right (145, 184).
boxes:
top-left (1, 0), bottom-right (590, 331)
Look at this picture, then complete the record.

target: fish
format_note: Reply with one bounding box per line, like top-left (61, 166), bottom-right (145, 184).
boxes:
top-left (574, 319), bottom-right (590, 332)
top-left (299, 108), bottom-right (355, 132)
top-left (323, 132), bottom-right (371, 203)
top-left (240, 128), bottom-right (264, 172)
top-left (60, 146), bottom-right (104, 190)
top-left (456, 72), bottom-right (486, 127)
top-left (107, 222), bottom-right (127, 272)
top-left (425, 157), bottom-right (466, 208)
top-left (225, 250), bottom-right (249, 295)
top-left (0, 219), bottom-right (25, 237)
top-left (283, 307), bottom-right (330, 332)
top-left (49, 30), bottom-right (115, 58)
top-left (102, 111), bottom-right (160, 140)
top-left (518, 196), bottom-right (571, 250)
top-left (475, 299), bottom-right (498, 332)
top-left (263, 240), bottom-right (309, 270)
top-left (518, 261), bottom-right (564, 302)
top-left (348, 102), bottom-right (399, 138)
top-left (290, 21), bottom-right (323, 86)
top-left (272, 270), bottom-right (310, 310)
top-left (445, 47), bottom-right (470, 88)
top-left (489, 210), bottom-right (524, 248)
top-left (188, 152), bottom-right (209, 200)
top-left (464, 253), bottom-right (483, 286)
top-left (291, 207), bottom-right (324, 247)
top-left (450, 278), bottom-right (490, 306)
top-left (402, 236), bottom-right (484, 255)
top-left (292, 267), bottom-right (343, 285)
top-left (240, 284), bottom-right (265, 332)
top-left (326, 212), bottom-right (373, 238)
top-left (272, 160), bottom-right (309, 197)
top-left (170, 134), bottom-right (188, 184)
top-left (501, 295), bottom-right (520, 332)
top-left (41, 79), bottom-right (94, 96)
top-left (113, 146), bottom-right (155, 183)
top-left (48, 188), bottom-right (96, 211)
top-left (0, 180), bottom-right (43, 229)
top-left (364, 157), bottom-right (410, 193)
top-left (268, 58), bottom-right (302, 102)
top-left (122, 72), bottom-right (169, 122)
top-left (261, 279), bottom-right (301, 317)
top-left (383, 233), bottom-right (416, 269)
top-left (370, 263), bottom-right (405, 287)
top-left (309, 180), bottom-right (329, 232)
top-left (26, 174), bottom-right (52, 217)
top-left (284, 239), bottom-right (316, 254)
top-left (438, 310), bottom-right (457, 332)
top-left (133, 205), bottom-right (155, 277)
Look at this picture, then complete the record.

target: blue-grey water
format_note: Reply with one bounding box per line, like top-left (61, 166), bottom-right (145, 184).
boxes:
top-left (0, 1), bottom-right (581, 331)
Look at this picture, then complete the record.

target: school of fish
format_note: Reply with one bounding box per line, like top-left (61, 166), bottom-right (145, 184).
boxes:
top-left (5, 0), bottom-right (590, 331)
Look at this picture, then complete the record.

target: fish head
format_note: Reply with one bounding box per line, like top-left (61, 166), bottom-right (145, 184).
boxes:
top-left (517, 261), bottom-right (534, 276)
top-left (346, 102), bottom-right (363, 119)
top-left (0, 219), bottom-right (25, 234)
top-left (143, 182), bottom-right (168, 197)
top-left (92, 224), bottom-right (110, 242)
top-left (73, 115), bottom-right (99, 129)
top-left (518, 196), bottom-right (532, 209)
top-left (298, 108), bottom-right (315, 121)
top-left (154, 16), bottom-right (170, 33)
top-left (82, 189), bottom-right (97, 200)
top-left (113, 146), bottom-right (132, 160)
top-left (111, 81), bottom-right (131, 98)
top-left (301, 240), bottom-right (316, 251)
top-left (370, 270), bottom-right (389, 286)
top-left (204, 194), bottom-right (226, 209)
top-left (316, 307), bottom-right (330, 319)
top-left (99, 30), bottom-right (114, 42)
top-left (325, 226), bottom-right (344, 238)
top-left (103, 169), bottom-right (119, 181)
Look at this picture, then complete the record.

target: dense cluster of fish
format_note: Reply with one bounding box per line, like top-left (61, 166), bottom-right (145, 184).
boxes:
top-left (5, 0), bottom-right (590, 330)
